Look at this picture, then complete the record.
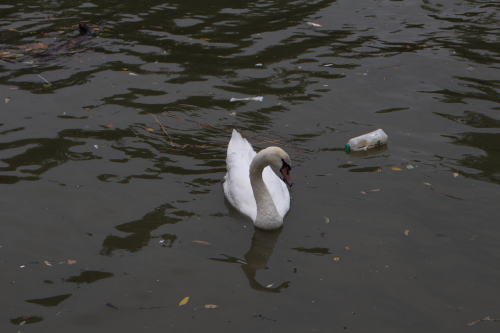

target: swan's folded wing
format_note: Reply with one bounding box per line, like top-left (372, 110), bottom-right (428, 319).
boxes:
top-left (263, 166), bottom-right (290, 218)
top-left (223, 130), bottom-right (257, 220)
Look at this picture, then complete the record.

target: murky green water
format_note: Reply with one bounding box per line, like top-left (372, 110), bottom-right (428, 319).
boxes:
top-left (1, 0), bottom-right (499, 332)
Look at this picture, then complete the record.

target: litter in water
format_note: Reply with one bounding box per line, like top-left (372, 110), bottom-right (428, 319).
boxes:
top-left (229, 96), bottom-right (264, 102)
top-left (345, 129), bottom-right (388, 152)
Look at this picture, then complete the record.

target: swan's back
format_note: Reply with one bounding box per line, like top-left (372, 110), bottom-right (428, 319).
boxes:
top-left (223, 130), bottom-right (257, 220)
top-left (223, 129), bottom-right (290, 222)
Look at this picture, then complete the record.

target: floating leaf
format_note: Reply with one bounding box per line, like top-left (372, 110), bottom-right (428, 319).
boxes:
top-left (145, 127), bottom-right (155, 132)
top-left (332, 256), bottom-right (341, 262)
top-left (204, 304), bottom-right (219, 309)
top-left (192, 240), bottom-right (210, 246)
top-left (178, 296), bottom-right (190, 306)
top-left (391, 167), bottom-right (402, 171)
top-left (103, 124), bottom-right (113, 128)
top-left (344, 246), bottom-right (351, 252)
top-left (4, 97), bottom-right (11, 104)
top-left (467, 319), bottom-right (481, 327)
top-left (452, 172), bottom-right (459, 178)
top-left (0, 51), bottom-right (19, 59)
top-left (67, 259), bottom-right (77, 265)
top-left (43, 260), bottom-right (52, 267)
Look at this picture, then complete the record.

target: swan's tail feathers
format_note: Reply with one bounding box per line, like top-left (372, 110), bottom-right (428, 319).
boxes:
top-left (227, 129), bottom-right (256, 161)
top-left (229, 129), bottom-right (245, 147)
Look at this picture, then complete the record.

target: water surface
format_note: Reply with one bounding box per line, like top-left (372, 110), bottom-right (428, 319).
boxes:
top-left (1, 0), bottom-right (499, 332)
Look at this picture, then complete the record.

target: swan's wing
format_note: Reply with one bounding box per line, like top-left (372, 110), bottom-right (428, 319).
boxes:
top-left (223, 129), bottom-right (257, 221)
top-left (263, 166), bottom-right (290, 218)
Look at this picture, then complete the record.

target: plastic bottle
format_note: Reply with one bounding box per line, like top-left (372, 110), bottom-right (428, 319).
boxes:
top-left (345, 129), bottom-right (388, 152)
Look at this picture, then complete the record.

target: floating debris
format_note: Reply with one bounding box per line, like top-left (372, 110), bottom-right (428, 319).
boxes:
top-left (361, 188), bottom-right (381, 195)
top-left (37, 74), bottom-right (51, 87)
top-left (306, 22), bottom-right (322, 27)
top-left (105, 302), bottom-right (119, 310)
top-left (204, 304), bottom-right (219, 309)
top-left (345, 129), bottom-right (388, 152)
top-left (467, 315), bottom-right (499, 327)
top-left (229, 96), bottom-right (264, 102)
top-left (192, 240), bottom-right (210, 246)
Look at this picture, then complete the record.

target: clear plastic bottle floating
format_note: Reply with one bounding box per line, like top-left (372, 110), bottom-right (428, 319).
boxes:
top-left (345, 129), bottom-right (388, 152)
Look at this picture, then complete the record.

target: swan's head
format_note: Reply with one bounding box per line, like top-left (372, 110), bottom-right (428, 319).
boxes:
top-left (266, 147), bottom-right (292, 187)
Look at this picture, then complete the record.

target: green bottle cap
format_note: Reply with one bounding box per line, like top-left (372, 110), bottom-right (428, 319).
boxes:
top-left (345, 144), bottom-right (351, 153)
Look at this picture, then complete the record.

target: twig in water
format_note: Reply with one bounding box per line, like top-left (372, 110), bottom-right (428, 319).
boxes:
top-left (152, 114), bottom-right (177, 147)
top-left (37, 74), bottom-right (51, 86)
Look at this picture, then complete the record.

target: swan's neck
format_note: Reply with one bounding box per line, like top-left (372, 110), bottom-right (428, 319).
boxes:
top-left (250, 150), bottom-right (282, 230)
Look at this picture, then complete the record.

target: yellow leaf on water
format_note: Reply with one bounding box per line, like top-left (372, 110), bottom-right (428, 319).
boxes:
top-left (391, 167), bottom-right (402, 171)
top-left (178, 296), bottom-right (190, 306)
top-left (145, 127), bottom-right (155, 132)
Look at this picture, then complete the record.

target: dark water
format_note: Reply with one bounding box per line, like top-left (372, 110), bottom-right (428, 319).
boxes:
top-left (1, 0), bottom-right (499, 332)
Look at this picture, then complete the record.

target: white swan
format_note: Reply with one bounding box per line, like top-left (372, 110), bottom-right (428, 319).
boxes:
top-left (223, 129), bottom-right (292, 230)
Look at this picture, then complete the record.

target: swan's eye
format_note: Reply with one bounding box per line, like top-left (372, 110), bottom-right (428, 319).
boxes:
top-left (280, 159), bottom-right (292, 186)
top-left (280, 159), bottom-right (291, 172)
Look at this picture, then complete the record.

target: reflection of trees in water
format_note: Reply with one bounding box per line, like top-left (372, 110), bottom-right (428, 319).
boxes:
top-left (435, 105), bottom-right (500, 185)
top-left (446, 132), bottom-right (500, 185)
top-left (212, 228), bottom-right (289, 293)
top-left (100, 203), bottom-right (190, 255)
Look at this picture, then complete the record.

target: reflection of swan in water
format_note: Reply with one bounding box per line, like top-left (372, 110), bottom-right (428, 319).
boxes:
top-left (242, 229), bottom-right (290, 292)
top-left (211, 229), bottom-right (289, 293)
